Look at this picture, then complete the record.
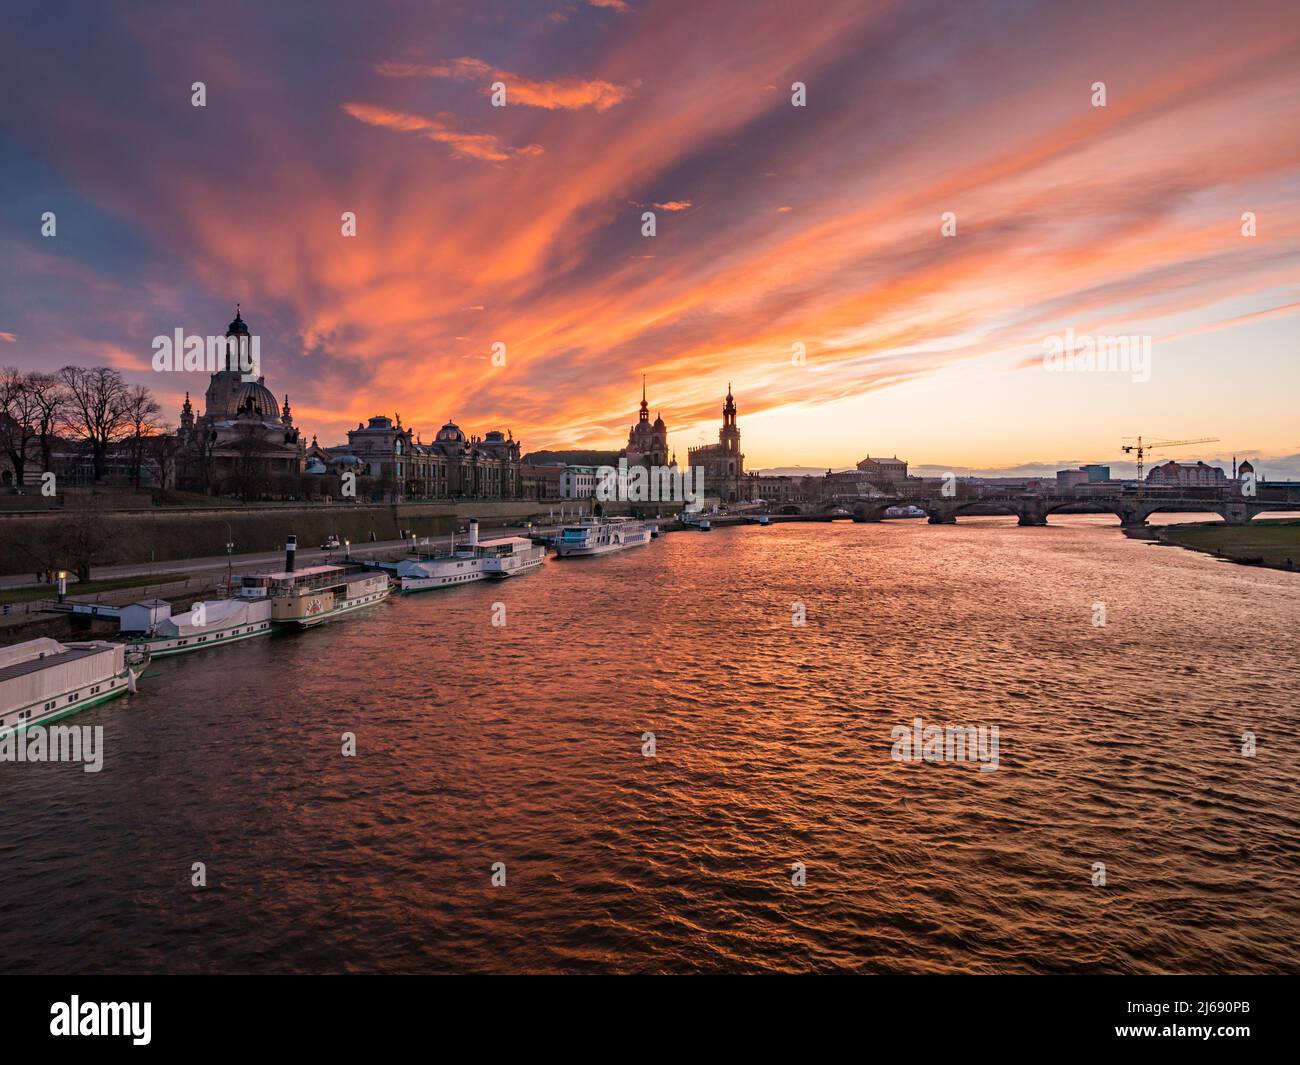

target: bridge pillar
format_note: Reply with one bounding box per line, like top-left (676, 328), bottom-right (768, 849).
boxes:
top-left (1116, 503), bottom-right (1150, 528)
top-left (1219, 503), bottom-right (1259, 526)
top-left (852, 509), bottom-right (882, 523)
top-left (926, 504), bottom-right (957, 524)
top-left (1017, 501), bottom-right (1049, 526)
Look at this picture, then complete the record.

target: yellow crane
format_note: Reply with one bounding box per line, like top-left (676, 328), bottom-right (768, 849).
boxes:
top-left (1121, 436), bottom-right (1219, 495)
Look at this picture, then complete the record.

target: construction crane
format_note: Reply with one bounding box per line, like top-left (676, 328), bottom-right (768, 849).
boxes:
top-left (1121, 436), bottom-right (1219, 495)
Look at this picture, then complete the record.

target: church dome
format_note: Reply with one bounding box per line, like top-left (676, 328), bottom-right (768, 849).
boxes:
top-left (436, 421), bottom-right (467, 444)
top-left (226, 307), bottom-right (250, 337)
top-left (232, 380), bottom-right (280, 419)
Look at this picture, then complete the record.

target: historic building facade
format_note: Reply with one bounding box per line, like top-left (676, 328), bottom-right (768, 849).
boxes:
top-left (624, 376), bottom-right (670, 469)
top-left (174, 308), bottom-right (305, 494)
top-left (688, 385), bottom-right (745, 503)
top-left (856, 455), bottom-right (908, 486)
top-left (1146, 460), bottom-right (1228, 488)
top-left (328, 415), bottom-right (523, 500)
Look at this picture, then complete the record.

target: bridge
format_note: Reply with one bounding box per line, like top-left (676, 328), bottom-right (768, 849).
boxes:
top-left (770, 490), bottom-right (1298, 528)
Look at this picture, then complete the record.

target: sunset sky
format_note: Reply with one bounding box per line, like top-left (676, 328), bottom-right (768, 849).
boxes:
top-left (1, 0), bottom-right (1298, 474)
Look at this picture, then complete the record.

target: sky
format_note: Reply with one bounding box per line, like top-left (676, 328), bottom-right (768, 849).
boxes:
top-left (1, 0), bottom-right (1298, 475)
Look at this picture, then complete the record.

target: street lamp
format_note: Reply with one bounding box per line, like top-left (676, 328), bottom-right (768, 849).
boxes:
top-left (222, 521), bottom-right (234, 596)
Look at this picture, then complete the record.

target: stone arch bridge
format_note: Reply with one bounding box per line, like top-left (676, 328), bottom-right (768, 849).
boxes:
top-left (773, 494), bottom-right (1295, 528)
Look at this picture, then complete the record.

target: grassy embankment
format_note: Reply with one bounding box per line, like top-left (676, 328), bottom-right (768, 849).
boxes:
top-left (1160, 521), bottom-right (1300, 571)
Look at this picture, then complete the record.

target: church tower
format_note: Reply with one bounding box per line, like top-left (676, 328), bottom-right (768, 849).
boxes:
top-left (720, 384), bottom-right (740, 455)
top-left (626, 374), bottom-right (669, 469)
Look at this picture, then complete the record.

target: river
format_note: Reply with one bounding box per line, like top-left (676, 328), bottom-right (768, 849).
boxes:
top-left (1, 516), bottom-right (1297, 973)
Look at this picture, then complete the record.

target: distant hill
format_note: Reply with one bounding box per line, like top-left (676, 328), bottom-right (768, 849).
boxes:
top-left (523, 449), bottom-right (622, 467)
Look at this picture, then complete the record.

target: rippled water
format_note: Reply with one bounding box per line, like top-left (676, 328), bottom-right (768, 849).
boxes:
top-left (1, 516), bottom-right (1297, 973)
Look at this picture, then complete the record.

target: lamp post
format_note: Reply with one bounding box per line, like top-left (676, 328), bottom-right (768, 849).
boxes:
top-left (222, 521), bottom-right (234, 596)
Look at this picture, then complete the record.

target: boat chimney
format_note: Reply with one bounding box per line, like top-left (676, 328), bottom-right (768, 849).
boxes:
top-left (468, 518), bottom-right (479, 547)
top-left (285, 534), bottom-right (297, 573)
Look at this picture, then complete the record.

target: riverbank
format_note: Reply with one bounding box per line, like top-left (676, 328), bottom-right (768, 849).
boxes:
top-left (1142, 519), bottom-right (1300, 571)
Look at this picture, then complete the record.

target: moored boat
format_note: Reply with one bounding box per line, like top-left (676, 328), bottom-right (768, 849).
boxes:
top-left (118, 597), bottom-right (273, 657)
top-left (367, 519), bottom-right (545, 592)
top-left (1, 638), bottom-right (142, 735)
top-left (554, 517), bottom-right (652, 557)
top-left (236, 536), bottom-right (390, 627)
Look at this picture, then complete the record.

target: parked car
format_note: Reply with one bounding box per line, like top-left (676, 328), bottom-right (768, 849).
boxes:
top-left (320, 535), bottom-right (341, 550)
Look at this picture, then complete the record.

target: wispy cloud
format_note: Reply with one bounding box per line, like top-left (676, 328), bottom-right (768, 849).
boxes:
top-left (375, 57), bottom-right (631, 112)
top-left (340, 102), bottom-right (542, 161)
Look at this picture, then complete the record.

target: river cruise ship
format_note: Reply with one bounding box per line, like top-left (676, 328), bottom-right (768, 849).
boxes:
top-left (554, 517), bottom-right (653, 558)
top-left (236, 536), bottom-right (390, 627)
top-left (117, 597), bottom-right (274, 658)
top-left (1, 638), bottom-right (141, 735)
top-left (366, 519), bottom-right (545, 592)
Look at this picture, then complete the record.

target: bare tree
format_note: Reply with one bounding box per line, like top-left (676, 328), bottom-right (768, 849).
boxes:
top-left (52, 503), bottom-right (120, 583)
top-left (0, 367), bottom-right (40, 487)
top-left (58, 366), bottom-right (131, 482)
top-left (26, 371), bottom-right (68, 477)
top-left (121, 384), bottom-right (164, 488)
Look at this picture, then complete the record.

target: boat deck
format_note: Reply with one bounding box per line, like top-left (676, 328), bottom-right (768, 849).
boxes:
top-left (0, 645), bottom-right (109, 684)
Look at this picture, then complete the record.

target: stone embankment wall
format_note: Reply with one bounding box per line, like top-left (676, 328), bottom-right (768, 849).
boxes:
top-left (0, 499), bottom-right (623, 575)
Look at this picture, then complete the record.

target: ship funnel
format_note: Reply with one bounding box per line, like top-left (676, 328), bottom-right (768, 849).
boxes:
top-left (285, 534), bottom-right (297, 573)
top-left (468, 519), bottom-right (479, 547)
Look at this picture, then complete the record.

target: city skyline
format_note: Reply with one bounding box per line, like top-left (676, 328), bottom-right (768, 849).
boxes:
top-left (2, 0), bottom-right (1298, 471)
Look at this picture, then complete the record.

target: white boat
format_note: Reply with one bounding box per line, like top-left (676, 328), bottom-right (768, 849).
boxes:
top-left (756, 514), bottom-right (771, 526)
top-left (554, 517), bottom-right (653, 557)
top-left (235, 536), bottom-right (390, 628)
top-left (1, 638), bottom-right (141, 735)
top-left (118, 597), bottom-right (273, 658)
top-left (369, 520), bottom-right (545, 592)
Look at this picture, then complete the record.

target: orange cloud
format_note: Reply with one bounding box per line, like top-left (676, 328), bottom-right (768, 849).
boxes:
top-left (653, 200), bottom-right (691, 211)
top-left (340, 102), bottom-right (542, 161)
top-left (375, 57), bottom-right (631, 111)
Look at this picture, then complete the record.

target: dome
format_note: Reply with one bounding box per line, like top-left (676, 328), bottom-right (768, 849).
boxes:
top-left (436, 421), bottom-right (467, 444)
top-left (226, 307), bottom-right (250, 337)
top-left (232, 380), bottom-right (281, 419)
top-left (1238, 459), bottom-right (1254, 472)
top-left (653, 414), bottom-right (665, 429)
